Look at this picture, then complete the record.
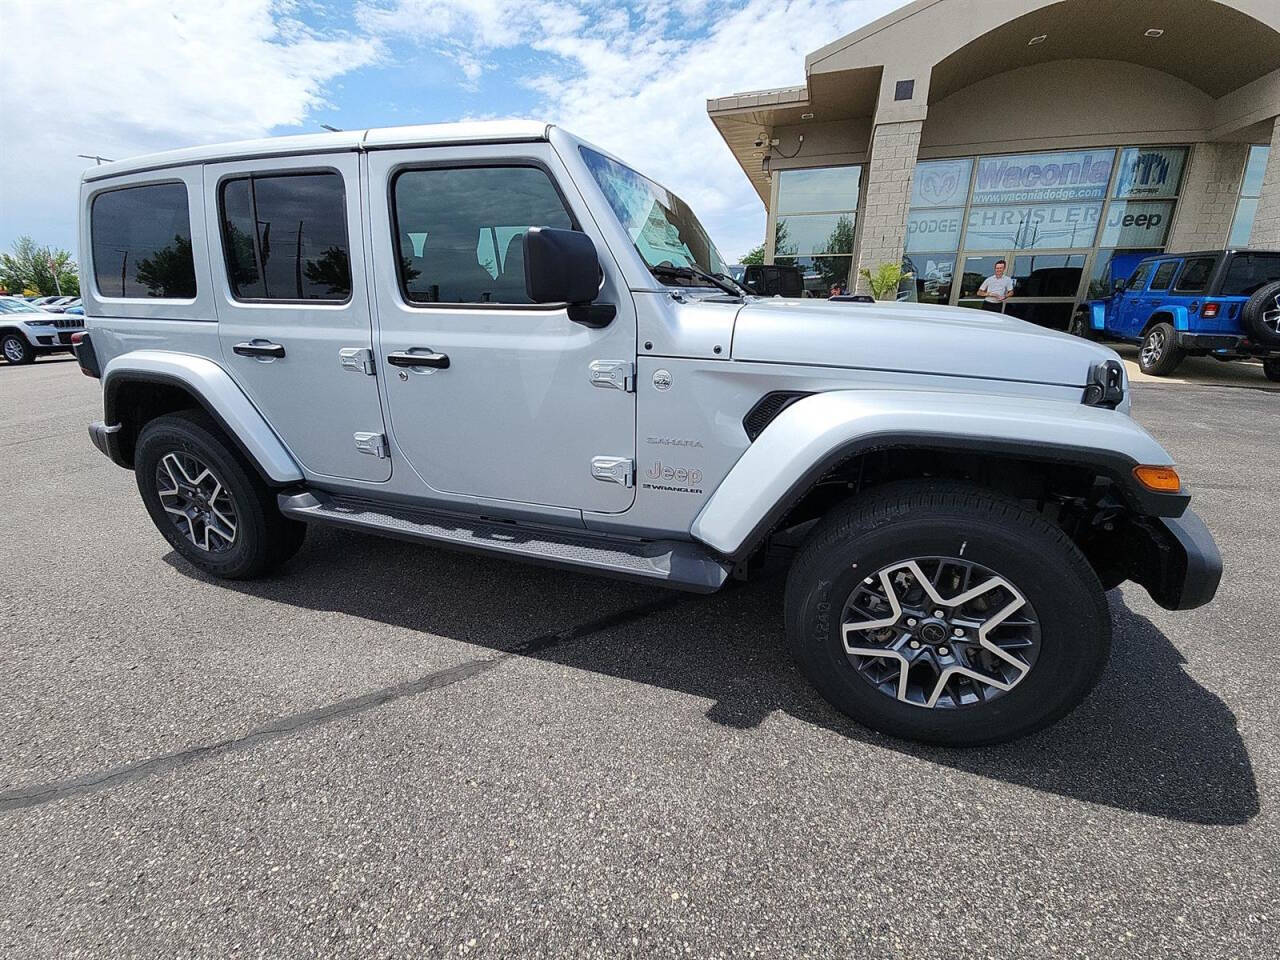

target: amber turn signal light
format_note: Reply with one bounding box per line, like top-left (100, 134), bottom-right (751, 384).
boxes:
top-left (1133, 465), bottom-right (1181, 493)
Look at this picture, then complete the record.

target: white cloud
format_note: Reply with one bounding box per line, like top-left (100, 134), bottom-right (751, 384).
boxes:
top-left (0, 0), bottom-right (379, 253)
top-left (358, 0), bottom-right (902, 259)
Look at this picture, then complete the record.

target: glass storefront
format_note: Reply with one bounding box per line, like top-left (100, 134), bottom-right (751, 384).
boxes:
top-left (772, 165), bottom-right (861, 294)
top-left (901, 145), bottom-right (1189, 328)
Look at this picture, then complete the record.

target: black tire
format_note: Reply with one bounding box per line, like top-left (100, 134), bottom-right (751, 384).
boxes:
top-left (1264, 358), bottom-right (1280, 383)
top-left (1067, 309), bottom-right (1094, 340)
top-left (784, 480), bottom-right (1111, 747)
top-left (1242, 280), bottom-right (1280, 347)
top-left (1138, 322), bottom-right (1184, 376)
top-left (1, 332), bottom-right (34, 365)
top-left (135, 410), bottom-right (306, 579)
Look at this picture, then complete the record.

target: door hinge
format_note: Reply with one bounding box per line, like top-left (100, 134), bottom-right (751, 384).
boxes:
top-left (591, 456), bottom-right (634, 488)
top-left (340, 347), bottom-right (376, 375)
top-left (353, 432), bottom-right (388, 459)
top-left (589, 360), bottom-right (634, 393)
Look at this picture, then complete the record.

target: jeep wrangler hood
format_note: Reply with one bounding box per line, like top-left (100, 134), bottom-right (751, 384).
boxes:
top-left (731, 299), bottom-right (1117, 386)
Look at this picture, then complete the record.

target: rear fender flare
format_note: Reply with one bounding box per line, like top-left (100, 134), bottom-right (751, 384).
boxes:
top-left (102, 350), bottom-right (303, 484)
top-left (1144, 306), bottom-right (1189, 335)
top-left (690, 389), bottom-right (1187, 560)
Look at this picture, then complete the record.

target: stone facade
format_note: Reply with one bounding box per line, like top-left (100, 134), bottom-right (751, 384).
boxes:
top-left (1165, 142), bottom-right (1250, 253)
top-left (1250, 117), bottom-right (1280, 247)
top-left (852, 120), bottom-right (922, 295)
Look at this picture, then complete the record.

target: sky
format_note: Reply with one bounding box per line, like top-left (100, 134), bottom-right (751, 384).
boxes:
top-left (0, 0), bottom-right (903, 264)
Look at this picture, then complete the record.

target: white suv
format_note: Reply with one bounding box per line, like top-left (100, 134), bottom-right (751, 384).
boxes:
top-left (1, 296), bottom-right (84, 364)
top-left (74, 122), bottom-right (1221, 745)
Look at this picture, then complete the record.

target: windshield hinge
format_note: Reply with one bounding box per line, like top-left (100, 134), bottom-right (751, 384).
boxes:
top-left (589, 360), bottom-right (634, 393)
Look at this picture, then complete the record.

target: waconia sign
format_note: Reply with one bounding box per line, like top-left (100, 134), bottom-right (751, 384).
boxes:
top-left (972, 149), bottom-right (1116, 204)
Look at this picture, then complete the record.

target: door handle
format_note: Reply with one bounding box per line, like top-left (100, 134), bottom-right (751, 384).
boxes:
top-left (386, 350), bottom-right (450, 369)
top-left (234, 341), bottom-right (285, 359)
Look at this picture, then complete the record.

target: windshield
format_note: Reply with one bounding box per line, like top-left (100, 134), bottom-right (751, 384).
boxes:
top-left (579, 146), bottom-right (727, 282)
top-left (0, 298), bottom-right (45, 314)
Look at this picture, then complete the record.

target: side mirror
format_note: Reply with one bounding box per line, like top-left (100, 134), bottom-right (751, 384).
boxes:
top-left (523, 227), bottom-right (614, 327)
top-left (1113, 279), bottom-right (1127, 293)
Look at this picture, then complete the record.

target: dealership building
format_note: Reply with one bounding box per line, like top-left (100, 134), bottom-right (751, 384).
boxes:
top-left (708, 0), bottom-right (1280, 326)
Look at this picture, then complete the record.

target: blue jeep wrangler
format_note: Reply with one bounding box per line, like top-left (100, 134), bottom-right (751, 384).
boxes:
top-left (1074, 249), bottom-right (1280, 381)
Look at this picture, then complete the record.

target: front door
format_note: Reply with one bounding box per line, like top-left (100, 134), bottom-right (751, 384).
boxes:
top-left (366, 144), bottom-right (636, 514)
top-left (205, 154), bottom-right (389, 482)
top-left (1115, 261), bottom-right (1155, 338)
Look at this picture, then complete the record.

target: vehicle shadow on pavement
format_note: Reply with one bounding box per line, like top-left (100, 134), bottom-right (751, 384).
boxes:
top-left (173, 526), bottom-right (1259, 828)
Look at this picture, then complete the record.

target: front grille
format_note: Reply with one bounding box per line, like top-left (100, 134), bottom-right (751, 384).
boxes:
top-left (742, 391), bottom-right (814, 441)
top-left (52, 316), bottom-right (82, 330)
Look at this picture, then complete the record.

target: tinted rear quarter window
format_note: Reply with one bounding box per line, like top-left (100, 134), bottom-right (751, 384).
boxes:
top-left (1173, 257), bottom-right (1216, 293)
top-left (91, 182), bottom-right (197, 298)
top-left (1221, 253), bottom-right (1280, 297)
top-left (219, 172), bottom-right (351, 301)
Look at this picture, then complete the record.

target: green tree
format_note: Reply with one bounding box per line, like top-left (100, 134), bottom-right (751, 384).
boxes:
top-left (739, 244), bottom-right (765, 265)
top-left (859, 262), bottom-right (909, 301)
top-left (135, 235), bottom-right (197, 298)
top-left (0, 236), bottom-right (80, 296)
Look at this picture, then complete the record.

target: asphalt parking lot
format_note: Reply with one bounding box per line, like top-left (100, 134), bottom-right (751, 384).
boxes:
top-left (1, 356), bottom-right (1276, 959)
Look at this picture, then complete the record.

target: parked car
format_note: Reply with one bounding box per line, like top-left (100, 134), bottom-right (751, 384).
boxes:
top-left (43, 297), bottom-right (82, 313)
top-left (75, 122), bottom-right (1220, 746)
top-left (1074, 249), bottom-right (1280, 380)
top-left (728, 263), bottom-right (806, 298)
top-left (0, 296), bottom-right (84, 364)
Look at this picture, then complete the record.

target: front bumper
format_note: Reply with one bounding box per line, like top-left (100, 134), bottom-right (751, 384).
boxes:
top-left (88, 421), bottom-right (128, 468)
top-left (1131, 508), bottom-right (1223, 611)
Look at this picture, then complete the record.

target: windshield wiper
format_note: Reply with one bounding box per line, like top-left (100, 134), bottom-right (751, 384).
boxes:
top-left (650, 263), bottom-right (744, 299)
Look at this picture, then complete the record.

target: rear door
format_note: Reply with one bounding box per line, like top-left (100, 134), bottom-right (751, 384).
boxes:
top-left (204, 154), bottom-right (390, 482)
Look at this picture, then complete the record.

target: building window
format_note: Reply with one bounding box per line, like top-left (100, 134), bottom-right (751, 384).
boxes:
top-left (773, 166), bottom-right (861, 294)
top-left (899, 145), bottom-right (1189, 327)
top-left (91, 182), bottom-right (197, 299)
top-left (219, 172), bottom-right (351, 302)
top-left (1230, 145), bottom-right (1271, 247)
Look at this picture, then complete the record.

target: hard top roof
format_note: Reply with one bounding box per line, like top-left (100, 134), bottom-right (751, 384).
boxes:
top-left (83, 120), bottom-right (552, 182)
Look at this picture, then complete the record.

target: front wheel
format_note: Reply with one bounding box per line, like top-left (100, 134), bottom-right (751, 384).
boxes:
top-left (784, 481), bottom-right (1111, 746)
top-left (1263, 358), bottom-right (1280, 383)
top-left (2, 332), bottom-right (34, 365)
top-left (1138, 322), bottom-right (1184, 376)
top-left (135, 410), bottom-right (305, 579)
top-left (1067, 310), bottom-right (1094, 340)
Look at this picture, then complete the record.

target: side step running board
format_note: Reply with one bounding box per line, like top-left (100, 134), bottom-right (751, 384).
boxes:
top-left (278, 491), bottom-right (731, 593)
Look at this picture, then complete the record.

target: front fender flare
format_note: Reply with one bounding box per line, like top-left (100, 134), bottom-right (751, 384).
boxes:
top-left (690, 390), bottom-right (1186, 560)
top-left (102, 350), bottom-right (303, 484)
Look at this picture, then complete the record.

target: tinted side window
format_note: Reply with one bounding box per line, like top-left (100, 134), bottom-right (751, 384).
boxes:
top-left (1149, 261), bottom-right (1179, 291)
top-left (1126, 263), bottom-right (1153, 292)
top-left (91, 182), bottom-right (197, 299)
top-left (1173, 257), bottom-right (1216, 294)
top-left (1221, 253), bottom-right (1280, 296)
top-left (392, 166), bottom-right (573, 304)
top-left (219, 172), bottom-right (351, 301)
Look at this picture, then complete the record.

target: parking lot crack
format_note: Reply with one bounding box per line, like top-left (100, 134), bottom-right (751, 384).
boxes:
top-left (0, 595), bottom-right (682, 813)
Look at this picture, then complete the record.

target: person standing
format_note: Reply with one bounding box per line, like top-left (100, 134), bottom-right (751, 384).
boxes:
top-left (977, 260), bottom-right (1015, 313)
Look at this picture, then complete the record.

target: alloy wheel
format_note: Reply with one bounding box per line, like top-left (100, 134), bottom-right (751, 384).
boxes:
top-left (155, 451), bottom-right (238, 552)
top-left (3, 337), bottom-right (25, 363)
top-left (1141, 329), bottom-right (1166, 366)
top-left (1264, 291), bottom-right (1280, 338)
top-left (840, 557), bottom-right (1041, 709)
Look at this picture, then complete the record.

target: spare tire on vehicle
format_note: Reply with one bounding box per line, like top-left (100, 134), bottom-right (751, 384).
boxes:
top-left (1242, 280), bottom-right (1280, 346)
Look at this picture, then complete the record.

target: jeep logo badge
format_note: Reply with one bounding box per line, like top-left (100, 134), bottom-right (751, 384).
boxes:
top-left (652, 369), bottom-right (672, 391)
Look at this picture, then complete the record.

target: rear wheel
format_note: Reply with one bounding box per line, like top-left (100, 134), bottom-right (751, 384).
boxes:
top-left (1138, 322), bottom-right (1184, 376)
top-left (2, 332), bottom-right (34, 365)
top-left (784, 481), bottom-right (1111, 746)
top-left (135, 410), bottom-right (305, 579)
top-left (1264, 358), bottom-right (1280, 383)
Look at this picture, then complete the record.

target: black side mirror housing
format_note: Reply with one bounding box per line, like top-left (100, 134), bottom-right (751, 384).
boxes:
top-left (523, 227), bottom-right (614, 327)
top-left (1113, 279), bottom-right (1127, 293)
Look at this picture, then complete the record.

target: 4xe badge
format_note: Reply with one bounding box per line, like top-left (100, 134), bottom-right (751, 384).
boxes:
top-left (652, 369), bottom-right (673, 391)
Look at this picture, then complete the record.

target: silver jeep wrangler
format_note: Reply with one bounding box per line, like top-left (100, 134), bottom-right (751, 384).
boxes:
top-left (75, 122), bottom-right (1221, 746)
